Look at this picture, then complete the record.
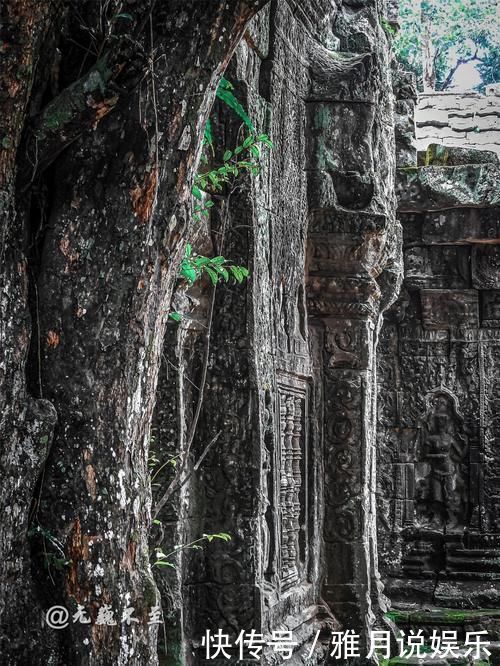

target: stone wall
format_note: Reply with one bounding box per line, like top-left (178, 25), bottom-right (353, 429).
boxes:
top-left (377, 156), bottom-right (500, 642)
top-left (154, 0), bottom-right (401, 663)
top-left (415, 88), bottom-right (500, 156)
top-left (151, 2), bottom-right (500, 663)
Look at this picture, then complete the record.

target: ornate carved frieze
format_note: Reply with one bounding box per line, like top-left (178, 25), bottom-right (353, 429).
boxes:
top-left (380, 151), bottom-right (500, 610)
top-left (404, 246), bottom-right (470, 290)
top-left (307, 276), bottom-right (381, 319)
top-left (323, 368), bottom-right (363, 543)
top-left (324, 318), bottom-right (373, 370)
top-left (276, 376), bottom-right (309, 591)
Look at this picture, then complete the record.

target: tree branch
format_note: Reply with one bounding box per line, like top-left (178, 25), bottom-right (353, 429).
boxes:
top-left (440, 50), bottom-right (481, 91)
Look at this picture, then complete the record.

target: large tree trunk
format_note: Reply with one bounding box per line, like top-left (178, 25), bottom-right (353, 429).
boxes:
top-left (0, 2), bottom-right (265, 663)
top-left (0, 2), bottom-right (59, 659)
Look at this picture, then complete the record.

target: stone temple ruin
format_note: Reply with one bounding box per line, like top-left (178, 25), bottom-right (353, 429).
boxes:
top-left (152, 1), bottom-right (500, 662)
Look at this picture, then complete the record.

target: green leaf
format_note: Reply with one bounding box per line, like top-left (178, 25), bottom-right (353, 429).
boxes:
top-left (229, 265), bottom-right (250, 283)
top-left (169, 312), bottom-right (182, 322)
top-left (210, 256), bottom-right (226, 265)
top-left (250, 144), bottom-right (260, 158)
top-left (153, 519), bottom-right (162, 526)
top-left (219, 77), bottom-right (234, 91)
top-left (230, 265), bottom-right (243, 283)
top-left (180, 266), bottom-right (197, 284)
top-left (216, 80), bottom-right (255, 132)
top-left (214, 265), bottom-right (229, 281)
top-left (116, 12), bottom-right (133, 20)
top-left (223, 150), bottom-right (232, 161)
top-left (203, 532), bottom-right (232, 543)
top-left (205, 266), bottom-right (219, 285)
top-left (185, 243), bottom-right (192, 258)
top-left (154, 561), bottom-right (175, 568)
top-left (194, 256), bottom-right (211, 267)
top-left (205, 200), bottom-right (215, 208)
top-left (215, 532), bottom-right (232, 542)
top-left (243, 135), bottom-right (254, 148)
top-left (192, 185), bottom-right (203, 201)
top-left (203, 118), bottom-right (213, 146)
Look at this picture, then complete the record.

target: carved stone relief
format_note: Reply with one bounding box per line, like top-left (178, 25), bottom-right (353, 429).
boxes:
top-left (379, 161), bottom-right (500, 610)
top-left (277, 377), bottom-right (309, 590)
top-left (415, 390), bottom-right (468, 530)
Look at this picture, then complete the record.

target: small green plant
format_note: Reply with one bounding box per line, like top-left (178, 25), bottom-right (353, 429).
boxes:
top-left (149, 451), bottom-right (178, 481)
top-left (381, 17), bottom-right (397, 38)
top-left (179, 243), bottom-right (249, 286)
top-left (168, 244), bottom-right (250, 321)
top-left (168, 79), bottom-right (270, 323)
top-left (153, 533), bottom-right (231, 569)
top-left (192, 132), bottom-right (272, 217)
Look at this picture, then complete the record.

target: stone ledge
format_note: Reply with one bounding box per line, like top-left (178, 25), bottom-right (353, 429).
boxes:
top-left (397, 164), bottom-right (500, 212)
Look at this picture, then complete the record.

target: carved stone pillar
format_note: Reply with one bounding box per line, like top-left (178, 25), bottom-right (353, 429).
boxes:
top-left (304, 0), bottom-right (403, 648)
top-left (307, 209), bottom-right (390, 643)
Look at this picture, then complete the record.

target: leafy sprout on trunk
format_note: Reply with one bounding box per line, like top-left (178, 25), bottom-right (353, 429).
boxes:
top-left (168, 79), bottom-right (272, 322)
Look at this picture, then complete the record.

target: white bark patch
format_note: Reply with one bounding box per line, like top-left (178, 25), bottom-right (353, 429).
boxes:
top-left (117, 469), bottom-right (127, 509)
top-left (177, 125), bottom-right (191, 150)
top-left (94, 564), bottom-right (104, 578)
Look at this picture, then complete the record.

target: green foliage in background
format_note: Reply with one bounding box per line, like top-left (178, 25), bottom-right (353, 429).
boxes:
top-left (393, 0), bottom-right (499, 91)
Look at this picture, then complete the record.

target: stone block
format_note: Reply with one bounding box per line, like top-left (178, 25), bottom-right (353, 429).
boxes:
top-left (420, 289), bottom-right (479, 330)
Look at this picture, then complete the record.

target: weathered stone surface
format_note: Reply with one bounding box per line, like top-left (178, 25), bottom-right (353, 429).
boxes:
top-left (151, 0), bottom-right (401, 662)
top-left (397, 164), bottom-right (500, 212)
top-left (408, 207), bottom-right (500, 245)
top-left (379, 134), bottom-right (500, 641)
top-left (393, 70), bottom-right (418, 168)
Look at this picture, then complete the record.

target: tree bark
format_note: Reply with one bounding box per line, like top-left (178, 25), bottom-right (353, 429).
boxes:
top-left (0, 1), bottom-right (60, 660)
top-left (1, 1), bottom-right (266, 663)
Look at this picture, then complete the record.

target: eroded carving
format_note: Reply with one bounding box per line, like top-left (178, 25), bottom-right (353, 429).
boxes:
top-left (277, 379), bottom-right (308, 590)
top-left (416, 390), bottom-right (468, 530)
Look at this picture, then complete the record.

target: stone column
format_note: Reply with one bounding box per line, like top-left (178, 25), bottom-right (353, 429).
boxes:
top-left (307, 209), bottom-right (389, 643)
top-left (304, 0), bottom-right (402, 648)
